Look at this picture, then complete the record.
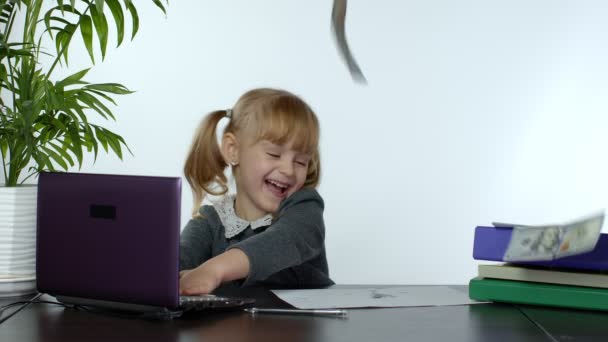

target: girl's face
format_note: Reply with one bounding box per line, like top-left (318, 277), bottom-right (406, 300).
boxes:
top-left (234, 139), bottom-right (311, 220)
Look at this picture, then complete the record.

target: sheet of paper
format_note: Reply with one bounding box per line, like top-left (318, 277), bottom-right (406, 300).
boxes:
top-left (500, 212), bottom-right (605, 262)
top-left (272, 286), bottom-right (485, 309)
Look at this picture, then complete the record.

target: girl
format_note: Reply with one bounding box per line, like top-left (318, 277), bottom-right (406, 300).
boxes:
top-left (179, 88), bottom-right (334, 295)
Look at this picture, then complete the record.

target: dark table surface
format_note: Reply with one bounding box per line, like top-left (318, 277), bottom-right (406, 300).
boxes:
top-left (1, 286), bottom-right (608, 342)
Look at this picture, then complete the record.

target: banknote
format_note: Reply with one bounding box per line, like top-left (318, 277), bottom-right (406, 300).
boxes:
top-left (499, 212), bottom-right (604, 262)
top-left (332, 0), bottom-right (367, 84)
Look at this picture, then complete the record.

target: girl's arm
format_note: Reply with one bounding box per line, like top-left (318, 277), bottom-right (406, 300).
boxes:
top-left (228, 188), bottom-right (326, 286)
top-left (179, 248), bottom-right (250, 295)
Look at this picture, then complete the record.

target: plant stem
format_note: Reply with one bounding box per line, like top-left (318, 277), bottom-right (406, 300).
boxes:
top-left (0, 147), bottom-right (7, 185)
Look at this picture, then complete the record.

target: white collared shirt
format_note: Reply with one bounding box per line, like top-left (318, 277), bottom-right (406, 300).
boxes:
top-left (212, 194), bottom-right (273, 239)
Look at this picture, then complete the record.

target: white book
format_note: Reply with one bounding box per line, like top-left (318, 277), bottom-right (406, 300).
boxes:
top-left (478, 264), bottom-right (608, 289)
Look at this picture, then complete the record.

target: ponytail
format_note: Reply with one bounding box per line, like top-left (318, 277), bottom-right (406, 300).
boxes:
top-left (184, 110), bottom-right (229, 217)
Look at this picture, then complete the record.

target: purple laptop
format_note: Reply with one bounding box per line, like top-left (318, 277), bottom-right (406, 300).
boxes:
top-left (36, 172), bottom-right (252, 314)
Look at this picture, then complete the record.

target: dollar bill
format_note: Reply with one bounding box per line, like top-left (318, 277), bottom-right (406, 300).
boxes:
top-left (332, 0), bottom-right (367, 84)
top-left (500, 212), bottom-right (605, 262)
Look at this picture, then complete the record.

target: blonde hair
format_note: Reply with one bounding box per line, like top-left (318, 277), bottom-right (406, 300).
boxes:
top-left (184, 88), bottom-right (321, 217)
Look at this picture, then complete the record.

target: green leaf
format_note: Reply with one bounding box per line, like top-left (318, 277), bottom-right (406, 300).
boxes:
top-left (103, 129), bottom-right (123, 159)
top-left (56, 68), bottom-right (90, 88)
top-left (41, 146), bottom-right (68, 170)
top-left (36, 152), bottom-right (54, 171)
top-left (44, 5), bottom-right (79, 41)
top-left (90, 5), bottom-right (108, 61)
top-left (37, 128), bottom-right (51, 145)
top-left (105, 0), bottom-right (124, 47)
top-left (59, 136), bottom-right (83, 168)
top-left (49, 16), bottom-right (72, 27)
top-left (43, 16), bottom-right (71, 39)
top-left (83, 124), bottom-right (98, 160)
top-left (54, 23), bottom-right (77, 65)
top-left (0, 47), bottom-right (34, 58)
top-left (84, 83), bottom-right (132, 95)
top-left (95, 0), bottom-right (105, 14)
top-left (49, 141), bottom-right (75, 167)
top-left (76, 92), bottom-right (112, 120)
top-left (46, 84), bottom-right (64, 109)
top-left (94, 126), bottom-right (108, 152)
top-left (85, 89), bottom-right (117, 106)
top-left (61, 109), bottom-right (82, 127)
top-left (80, 15), bottom-right (94, 64)
top-left (126, 1), bottom-right (138, 40)
top-left (152, 0), bottom-right (167, 15)
top-left (68, 105), bottom-right (89, 125)
top-left (50, 117), bottom-right (68, 132)
top-left (67, 125), bottom-right (83, 167)
top-left (114, 133), bottom-right (132, 156)
top-left (0, 1), bottom-right (16, 25)
top-left (0, 139), bottom-right (8, 160)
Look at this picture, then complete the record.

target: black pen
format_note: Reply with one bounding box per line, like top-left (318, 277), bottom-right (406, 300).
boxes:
top-left (244, 307), bottom-right (348, 317)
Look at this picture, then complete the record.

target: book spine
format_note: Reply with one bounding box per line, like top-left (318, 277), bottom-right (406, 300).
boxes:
top-left (469, 277), bottom-right (608, 311)
top-left (473, 226), bottom-right (608, 271)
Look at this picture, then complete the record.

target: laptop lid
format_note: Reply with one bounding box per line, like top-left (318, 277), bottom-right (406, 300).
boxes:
top-left (36, 172), bottom-right (182, 310)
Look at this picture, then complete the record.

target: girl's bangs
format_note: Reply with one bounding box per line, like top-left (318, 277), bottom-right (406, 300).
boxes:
top-left (254, 108), bottom-right (319, 154)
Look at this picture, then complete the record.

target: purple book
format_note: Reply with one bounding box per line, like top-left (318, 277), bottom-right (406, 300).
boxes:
top-left (473, 226), bottom-right (608, 271)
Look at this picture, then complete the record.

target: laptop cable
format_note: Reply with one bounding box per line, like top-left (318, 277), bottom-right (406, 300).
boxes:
top-left (0, 293), bottom-right (44, 324)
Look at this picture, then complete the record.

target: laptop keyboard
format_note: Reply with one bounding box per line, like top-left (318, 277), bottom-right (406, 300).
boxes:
top-left (179, 294), bottom-right (254, 311)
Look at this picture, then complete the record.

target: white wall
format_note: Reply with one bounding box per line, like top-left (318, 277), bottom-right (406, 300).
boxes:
top-left (45, 1), bottom-right (608, 284)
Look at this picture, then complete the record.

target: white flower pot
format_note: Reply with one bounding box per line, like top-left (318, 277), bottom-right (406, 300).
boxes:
top-left (0, 185), bottom-right (37, 297)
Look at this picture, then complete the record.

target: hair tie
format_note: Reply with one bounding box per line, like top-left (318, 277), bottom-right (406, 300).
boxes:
top-left (226, 109), bottom-right (233, 119)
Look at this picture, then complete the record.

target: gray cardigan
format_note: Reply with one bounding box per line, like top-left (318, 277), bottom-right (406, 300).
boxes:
top-left (179, 188), bottom-right (334, 288)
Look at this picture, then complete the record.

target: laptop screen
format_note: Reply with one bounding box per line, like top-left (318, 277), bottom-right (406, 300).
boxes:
top-left (36, 172), bottom-right (182, 309)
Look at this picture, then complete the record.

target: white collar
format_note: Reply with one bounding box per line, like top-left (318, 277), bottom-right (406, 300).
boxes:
top-left (212, 194), bottom-right (273, 239)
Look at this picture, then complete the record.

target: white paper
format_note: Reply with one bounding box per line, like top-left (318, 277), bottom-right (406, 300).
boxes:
top-left (271, 286), bottom-right (485, 309)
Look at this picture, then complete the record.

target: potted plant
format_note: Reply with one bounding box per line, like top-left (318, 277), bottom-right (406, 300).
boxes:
top-left (0, 0), bottom-right (166, 294)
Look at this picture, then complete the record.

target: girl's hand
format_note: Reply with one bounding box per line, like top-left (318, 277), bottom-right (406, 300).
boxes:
top-left (179, 262), bottom-right (222, 295)
top-left (178, 249), bottom-right (250, 295)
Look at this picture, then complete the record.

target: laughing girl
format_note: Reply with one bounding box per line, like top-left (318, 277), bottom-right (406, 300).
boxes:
top-left (179, 88), bottom-right (333, 295)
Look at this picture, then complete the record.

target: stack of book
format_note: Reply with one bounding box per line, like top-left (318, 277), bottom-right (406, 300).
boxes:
top-left (469, 225), bottom-right (608, 311)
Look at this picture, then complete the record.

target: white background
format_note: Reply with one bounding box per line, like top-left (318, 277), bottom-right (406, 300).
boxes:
top-left (30, 1), bottom-right (608, 284)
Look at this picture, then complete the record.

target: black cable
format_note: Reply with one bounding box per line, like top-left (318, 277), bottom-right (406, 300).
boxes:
top-left (0, 293), bottom-right (44, 324)
top-left (0, 301), bottom-right (29, 312)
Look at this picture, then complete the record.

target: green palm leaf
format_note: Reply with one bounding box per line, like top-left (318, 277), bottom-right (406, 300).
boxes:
top-left (90, 5), bottom-right (108, 60)
top-left (80, 14), bottom-right (94, 63)
top-left (105, 0), bottom-right (124, 47)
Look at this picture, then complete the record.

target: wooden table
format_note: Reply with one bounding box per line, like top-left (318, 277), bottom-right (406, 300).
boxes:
top-left (1, 286), bottom-right (607, 342)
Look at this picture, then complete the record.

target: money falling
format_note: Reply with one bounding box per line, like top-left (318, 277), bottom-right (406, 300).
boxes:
top-left (332, 0), bottom-right (367, 84)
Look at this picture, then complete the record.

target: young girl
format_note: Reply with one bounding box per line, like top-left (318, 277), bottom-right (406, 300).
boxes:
top-left (179, 88), bottom-right (334, 295)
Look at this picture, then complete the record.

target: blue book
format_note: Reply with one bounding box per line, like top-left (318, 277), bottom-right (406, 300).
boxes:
top-left (473, 226), bottom-right (608, 271)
